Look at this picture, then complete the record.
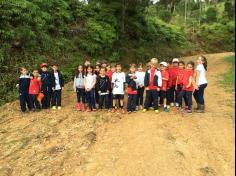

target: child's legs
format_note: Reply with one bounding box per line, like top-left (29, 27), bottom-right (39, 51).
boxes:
top-left (81, 89), bottom-right (86, 104)
top-left (177, 90), bottom-right (184, 108)
top-left (139, 87), bottom-right (144, 106)
top-left (51, 91), bottom-right (57, 106)
top-left (193, 89), bottom-right (199, 104)
top-left (127, 94), bottom-right (132, 111)
top-left (170, 86), bottom-right (175, 103)
top-left (90, 89), bottom-right (95, 109)
top-left (144, 90), bottom-right (151, 109)
top-left (99, 95), bottom-right (105, 109)
top-left (112, 95), bottom-right (118, 108)
top-left (153, 90), bottom-right (159, 110)
top-left (136, 89), bottom-right (140, 106)
top-left (186, 91), bottom-right (193, 109)
top-left (105, 94), bottom-right (110, 109)
top-left (198, 84), bottom-right (207, 105)
top-left (160, 91), bottom-right (164, 105)
top-left (56, 90), bottom-right (62, 106)
top-left (132, 94), bottom-right (137, 111)
top-left (19, 93), bottom-right (27, 112)
top-left (30, 94), bottom-right (35, 109)
top-left (95, 90), bottom-right (99, 105)
top-left (76, 88), bottom-right (81, 103)
top-left (25, 93), bottom-right (33, 110)
top-left (119, 95), bottom-right (124, 108)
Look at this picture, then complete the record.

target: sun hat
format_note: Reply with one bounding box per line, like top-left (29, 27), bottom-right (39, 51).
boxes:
top-left (172, 58), bottom-right (179, 63)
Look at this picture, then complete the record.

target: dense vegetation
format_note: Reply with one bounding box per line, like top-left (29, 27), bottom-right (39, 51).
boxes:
top-left (0, 0), bottom-right (235, 105)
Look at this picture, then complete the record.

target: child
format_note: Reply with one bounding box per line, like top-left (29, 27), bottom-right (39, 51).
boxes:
top-left (29, 69), bottom-right (41, 110)
top-left (135, 63), bottom-right (145, 110)
top-left (111, 63), bottom-right (126, 113)
top-left (17, 67), bottom-right (33, 112)
top-left (84, 65), bottom-right (97, 112)
top-left (193, 55), bottom-right (208, 113)
top-left (94, 64), bottom-right (101, 108)
top-left (159, 62), bottom-right (169, 112)
top-left (106, 64), bottom-right (116, 110)
top-left (169, 58), bottom-right (180, 107)
top-left (143, 58), bottom-right (162, 113)
top-left (177, 61), bottom-right (196, 113)
top-left (39, 63), bottom-right (53, 109)
top-left (73, 65), bottom-right (86, 111)
top-left (126, 65), bottom-right (138, 113)
top-left (51, 64), bottom-right (64, 110)
top-left (96, 67), bottom-right (110, 110)
top-left (175, 61), bottom-right (187, 108)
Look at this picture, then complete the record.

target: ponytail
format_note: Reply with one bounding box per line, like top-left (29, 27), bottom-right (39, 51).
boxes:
top-left (200, 55), bottom-right (207, 71)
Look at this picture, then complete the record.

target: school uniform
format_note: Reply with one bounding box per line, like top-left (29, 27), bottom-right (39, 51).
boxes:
top-left (29, 77), bottom-right (41, 110)
top-left (18, 74), bottom-right (33, 112)
top-left (40, 71), bottom-right (53, 109)
top-left (126, 72), bottom-right (138, 112)
top-left (169, 66), bottom-right (179, 104)
top-left (144, 68), bottom-right (162, 110)
top-left (96, 75), bottom-right (110, 109)
top-left (176, 69), bottom-right (187, 107)
top-left (51, 71), bottom-right (64, 107)
top-left (135, 71), bottom-right (145, 107)
top-left (177, 69), bottom-right (194, 110)
top-left (73, 73), bottom-right (86, 104)
top-left (160, 70), bottom-right (169, 105)
top-left (85, 73), bottom-right (96, 110)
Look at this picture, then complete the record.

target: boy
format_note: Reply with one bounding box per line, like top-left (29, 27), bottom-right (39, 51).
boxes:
top-left (169, 58), bottom-right (180, 107)
top-left (51, 63), bottom-right (64, 110)
top-left (159, 62), bottom-right (169, 112)
top-left (29, 69), bottom-right (41, 110)
top-left (143, 58), bottom-right (162, 113)
top-left (96, 67), bottom-right (110, 110)
top-left (17, 67), bottom-right (33, 112)
top-left (39, 63), bottom-right (53, 109)
top-left (111, 63), bottom-right (126, 113)
top-left (126, 64), bottom-right (138, 113)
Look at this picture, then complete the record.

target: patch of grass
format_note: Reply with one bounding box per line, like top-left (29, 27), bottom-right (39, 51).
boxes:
top-left (220, 55), bottom-right (235, 92)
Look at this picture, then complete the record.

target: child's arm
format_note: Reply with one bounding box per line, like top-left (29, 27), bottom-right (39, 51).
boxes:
top-left (92, 75), bottom-right (97, 89)
top-left (186, 76), bottom-right (194, 88)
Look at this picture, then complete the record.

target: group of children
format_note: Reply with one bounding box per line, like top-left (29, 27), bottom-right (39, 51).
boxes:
top-left (18, 56), bottom-right (208, 114)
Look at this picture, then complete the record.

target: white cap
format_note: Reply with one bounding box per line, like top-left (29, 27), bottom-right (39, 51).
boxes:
top-left (160, 62), bottom-right (168, 67)
top-left (172, 58), bottom-right (179, 63)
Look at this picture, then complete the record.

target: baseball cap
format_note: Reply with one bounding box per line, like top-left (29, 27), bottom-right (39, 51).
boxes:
top-left (172, 58), bottom-right (179, 63)
top-left (160, 62), bottom-right (168, 67)
top-left (40, 63), bottom-right (48, 68)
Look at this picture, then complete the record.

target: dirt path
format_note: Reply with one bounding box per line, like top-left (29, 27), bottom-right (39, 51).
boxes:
top-left (0, 53), bottom-right (235, 176)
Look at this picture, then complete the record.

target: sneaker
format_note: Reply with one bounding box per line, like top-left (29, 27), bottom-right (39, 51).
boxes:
top-left (163, 107), bottom-right (169, 112)
top-left (57, 106), bottom-right (62, 110)
top-left (175, 103), bottom-right (179, 107)
top-left (170, 103), bottom-right (175, 107)
top-left (139, 105), bottom-right (143, 110)
top-left (184, 106), bottom-right (189, 111)
top-left (143, 109), bottom-right (147, 112)
top-left (128, 111), bottom-right (132, 114)
top-left (167, 105), bottom-right (170, 109)
top-left (185, 109), bottom-right (192, 113)
top-left (52, 106), bottom-right (57, 110)
top-left (154, 110), bottom-right (159, 113)
top-left (111, 108), bottom-right (116, 113)
top-left (136, 106), bottom-right (139, 111)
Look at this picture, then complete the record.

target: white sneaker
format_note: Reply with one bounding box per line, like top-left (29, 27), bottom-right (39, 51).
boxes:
top-left (52, 106), bottom-right (56, 110)
top-left (139, 105), bottom-right (143, 110)
top-left (170, 103), bottom-right (175, 107)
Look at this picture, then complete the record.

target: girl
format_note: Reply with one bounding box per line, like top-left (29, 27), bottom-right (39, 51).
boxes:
top-left (194, 56), bottom-right (208, 113)
top-left (135, 63), bottom-right (145, 110)
top-left (73, 65), bottom-right (86, 111)
top-left (177, 61), bottom-right (196, 113)
top-left (84, 65), bottom-right (97, 112)
top-left (160, 62), bottom-right (169, 112)
top-left (29, 69), bottom-right (42, 110)
top-left (94, 64), bottom-right (101, 108)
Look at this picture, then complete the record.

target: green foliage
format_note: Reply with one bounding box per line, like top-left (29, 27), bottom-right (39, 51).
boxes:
top-left (205, 7), bottom-right (218, 23)
top-left (158, 9), bottom-right (172, 22)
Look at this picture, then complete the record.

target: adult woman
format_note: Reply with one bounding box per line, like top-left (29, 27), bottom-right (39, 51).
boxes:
top-left (194, 55), bottom-right (208, 113)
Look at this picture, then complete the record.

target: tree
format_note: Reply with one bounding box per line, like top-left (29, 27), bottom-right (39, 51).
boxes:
top-left (205, 7), bottom-right (218, 23)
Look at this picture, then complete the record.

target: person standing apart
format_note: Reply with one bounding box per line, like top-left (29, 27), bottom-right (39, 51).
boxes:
top-left (194, 56), bottom-right (208, 113)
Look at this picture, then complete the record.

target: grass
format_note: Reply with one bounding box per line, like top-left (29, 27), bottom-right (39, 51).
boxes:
top-left (220, 55), bottom-right (235, 92)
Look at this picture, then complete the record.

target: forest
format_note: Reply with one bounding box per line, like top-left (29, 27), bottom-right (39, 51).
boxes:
top-left (0, 0), bottom-right (235, 105)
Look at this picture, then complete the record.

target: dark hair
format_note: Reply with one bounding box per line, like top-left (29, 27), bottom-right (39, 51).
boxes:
top-left (75, 65), bottom-right (84, 78)
top-left (100, 67), bottom-right (107, 72)
top-left (116, 63), bottom-right (121, 67)
top-left (86, 65), bottom-right (94, 75)
top-left (187, 61), bottom-right (195, 69)
top-left (200, 55), bottom-right (207, 71)
top-left (179, 61), bottom-right (185, 65)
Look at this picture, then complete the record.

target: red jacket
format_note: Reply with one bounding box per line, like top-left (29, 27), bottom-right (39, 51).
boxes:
top-left (29, 77), bottom-right (41, 95)
top-left (169, 66), bottom-right (179, 86)
top-left (183, 69), bottom-right (194, 91)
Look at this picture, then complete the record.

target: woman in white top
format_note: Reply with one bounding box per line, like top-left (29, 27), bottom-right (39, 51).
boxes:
top-left (194, 56), bottom-right (208, 113)
top-left (84, 65), bottom-right (97, 112)
top-left (135, 63), bottom-right (146, 110)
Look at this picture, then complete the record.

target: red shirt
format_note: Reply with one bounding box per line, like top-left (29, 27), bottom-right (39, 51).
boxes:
top-left (148, 68), bottom-right (157, 90)
top-left (127, 87), bottom-right (137, 94)
top-left (169, 67), bottom-right (179, 86)
top-left (161, 70), bottom-right (169, 91)
top-left (183, 69), bottom-right (194, 91)
top-left (177, 69), bottom-right (185, 86)
top-left (29, 77), bottom-right (41, 95)
top-left (167, 68), bottom-right (172, 89)
top-left (106, 70), bottom-right (113, 87)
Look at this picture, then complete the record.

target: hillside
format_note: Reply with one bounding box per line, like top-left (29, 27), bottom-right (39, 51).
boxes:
top-left (0, 52), bottom-right (235, 176)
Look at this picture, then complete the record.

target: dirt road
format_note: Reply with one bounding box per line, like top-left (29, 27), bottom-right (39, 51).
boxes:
top-left (0, 53), bottom-right (235, 176)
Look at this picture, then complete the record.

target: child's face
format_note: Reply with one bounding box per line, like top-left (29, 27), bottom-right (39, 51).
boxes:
top-left (21, 68), bottom-right (28, 75)
top-left (179, 63), bottom-right (185, 69)
top-left (160, 65), bottom-right (166, 71)
top-left (197, 57), bottom-right (202, 64)
top-left (87, 67), bottom-right (93, 73)
top-left (138, 66), bottom-right (143, 72)
top-left (172, 62), bottom-right (179, 67)
top-left (186, 64), bottom-right (193, 70)
top-left (95, 66), bottom-right (100, 72)
top-left (100, 69), bottom-right (106, 75)
top-left (111, 66), bottom-right (116, 72)
top-left (41, 67), bottom-right (47, 72)
top-left (78, 66), bottom-right (83, 72)
top-left (33, 70), bottom-right (39, 77)
top-left (130, 67), bottom-right (136, 73)
top-left (52, 65), bottom-right (58, 72)
top-left (106, 65), bottom-right (111, 71)
top-left (116, 65), bottom-right (122, 72)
